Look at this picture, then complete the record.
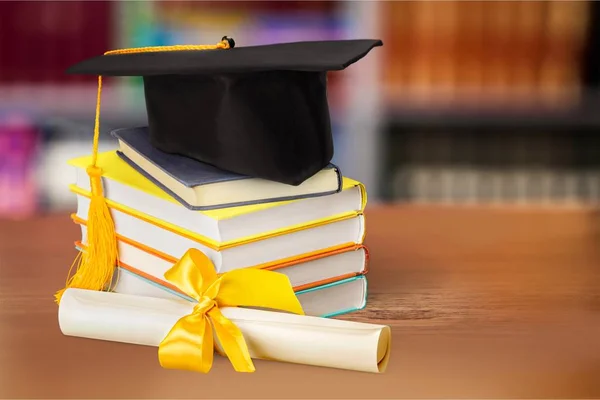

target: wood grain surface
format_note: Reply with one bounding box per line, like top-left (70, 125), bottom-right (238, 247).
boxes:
top-left (0, 205), bottom-right (599, 399)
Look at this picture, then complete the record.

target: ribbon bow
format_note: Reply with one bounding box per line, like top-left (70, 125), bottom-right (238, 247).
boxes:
top-left (158, 249), bottom-right (305, 373)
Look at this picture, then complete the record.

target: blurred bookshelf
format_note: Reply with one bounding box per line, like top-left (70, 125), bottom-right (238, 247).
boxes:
top-left (0, 1), bottom-right (598, 218)
top-left (378, 0), bottom-right (600, 206)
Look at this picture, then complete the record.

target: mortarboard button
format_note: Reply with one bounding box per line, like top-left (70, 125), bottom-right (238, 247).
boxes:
top-left (222, 36), bottom-right (235, 49)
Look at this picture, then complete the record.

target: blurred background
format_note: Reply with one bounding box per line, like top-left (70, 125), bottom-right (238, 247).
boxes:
top-left (0, 0), bottom-right (599, 219)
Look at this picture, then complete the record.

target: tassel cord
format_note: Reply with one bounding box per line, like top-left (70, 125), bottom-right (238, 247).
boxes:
top-left (55, 38), bottom-right (233, 305)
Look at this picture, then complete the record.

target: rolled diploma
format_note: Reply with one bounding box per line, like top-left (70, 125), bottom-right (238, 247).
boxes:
top-left (58, 288), bottom-right (391, 373)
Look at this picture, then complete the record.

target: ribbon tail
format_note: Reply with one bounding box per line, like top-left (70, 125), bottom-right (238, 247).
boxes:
top-left (209, 308), bottom-right (255, 373)
top-left (201, 316), bottom-right (215, 372)
top-left (216, 268), bottom-right (304, 315)
top-left (158, 313), bottom-right (214, 373)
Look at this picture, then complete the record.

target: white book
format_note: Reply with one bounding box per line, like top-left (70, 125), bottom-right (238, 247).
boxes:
top-left (74, 194), bottom-right (365, 273)
top-left (75, 237), bottom-right (368, 293)
top-left (108, 268), bottom-right (368, 318)
top-left (69, 151), bottom-right (366, 245)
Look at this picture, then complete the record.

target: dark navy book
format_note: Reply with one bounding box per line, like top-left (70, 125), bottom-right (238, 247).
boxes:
top-left (111, 127), bottom-right (343, 211)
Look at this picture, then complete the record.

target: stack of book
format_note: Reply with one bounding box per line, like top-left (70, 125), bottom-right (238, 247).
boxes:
top-left (68, 126), bottom-right (369, 318)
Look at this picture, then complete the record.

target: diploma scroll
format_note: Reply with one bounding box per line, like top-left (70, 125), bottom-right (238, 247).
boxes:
top-left (59, 288), bottom-right (391, 373)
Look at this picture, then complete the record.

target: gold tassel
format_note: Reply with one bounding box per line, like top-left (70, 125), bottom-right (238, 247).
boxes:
top-left (55, 38), bottom-right (233, 304)
top-left (55, 76), bottom-right (118, 304)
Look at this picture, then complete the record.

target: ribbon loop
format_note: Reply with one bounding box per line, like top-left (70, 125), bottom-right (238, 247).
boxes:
top-left (157, 248), bottom-right (304, 373)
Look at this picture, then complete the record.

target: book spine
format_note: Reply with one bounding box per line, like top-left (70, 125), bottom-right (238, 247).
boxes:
top-left (539, 0), bottom-right (590, 107)
top-left (455, 1), bottom-right (485, 105)
top-left (482, 1), bottom-right (515, 106)
top-left (510, 0), bottom-right (547, 106)
top-left (407, 1), bottom-right (435, 106)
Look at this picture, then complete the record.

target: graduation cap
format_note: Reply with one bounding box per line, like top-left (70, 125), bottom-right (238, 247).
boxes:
top-left (67, 37), bottom-right (383, 185)
top-left (54, 37), bottom-right (382, 305)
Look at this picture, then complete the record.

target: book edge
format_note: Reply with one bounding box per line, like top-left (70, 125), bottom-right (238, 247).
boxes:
top-left (112, 127), bottom-right (340, 187)
top-left (116, 150), bottom-right (343, 211)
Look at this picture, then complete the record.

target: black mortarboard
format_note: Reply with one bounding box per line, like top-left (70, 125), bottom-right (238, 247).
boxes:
top-left (67, 38), bottom-right (383, 185)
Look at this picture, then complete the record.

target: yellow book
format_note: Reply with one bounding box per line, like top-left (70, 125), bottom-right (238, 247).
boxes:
top-left (68, 151), bottom-right (366, 272)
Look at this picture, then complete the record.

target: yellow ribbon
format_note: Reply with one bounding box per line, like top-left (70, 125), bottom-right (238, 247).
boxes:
top-left (157, 248), bottom-right (305, 373)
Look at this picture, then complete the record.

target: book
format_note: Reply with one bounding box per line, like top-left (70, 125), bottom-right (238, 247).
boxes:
top-left (69, 151), bottom-right (366, 246)
top-left (76, 240), bottom-right (368, 293)
top-left (0, 113), bottom-right (39, 218)
top-left (112, 127), bottom-right (343, 210)
top-left (108, 266), bottom-right (368, 318)
top-left (539, 0), bottom-right (590, 107)
top-left (72, 209), bottom-right (364, 273)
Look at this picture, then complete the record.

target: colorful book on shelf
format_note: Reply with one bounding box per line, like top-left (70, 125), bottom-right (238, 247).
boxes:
top-left (0, 114), bottom-right (39, 218)
top-left (112, 127), bottom-right (343, 210)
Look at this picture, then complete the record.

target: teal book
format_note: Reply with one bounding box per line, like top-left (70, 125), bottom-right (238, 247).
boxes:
top-left (112, 127), bottom-right (343, 211)
top-left (109, 265), bottom-right (367, 319)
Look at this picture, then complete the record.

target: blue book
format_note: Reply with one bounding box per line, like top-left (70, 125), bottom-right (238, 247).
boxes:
top-left (110, 265), bottom-right (367, 319)
top-left (111, 127), bottom-right (343, 211)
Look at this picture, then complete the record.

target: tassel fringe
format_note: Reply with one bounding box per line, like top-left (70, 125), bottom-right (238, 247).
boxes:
top-left (54, 167), bottom-right (118, 304)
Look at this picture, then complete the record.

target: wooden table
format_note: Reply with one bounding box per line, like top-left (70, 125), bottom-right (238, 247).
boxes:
top-left (1, 205), bottom-right (599, 398)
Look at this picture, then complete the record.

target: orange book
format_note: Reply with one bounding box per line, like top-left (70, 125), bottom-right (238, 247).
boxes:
top-left (75, 239), bottom-right (370, 318)
top-left (510, 1), bottom-right (547, 106)
top-left (75, 239), bottom-right (369, 294)
top-left (381, 1), bottom-right (407, 92)
top-left (455, 1), bottom-right (485, 105)
top-left (482, 1), bottom-right (516, 106)
top-left (429, 1), bottom-right (458, 105)
top-left (407, 1), bottom-right (436, 106)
